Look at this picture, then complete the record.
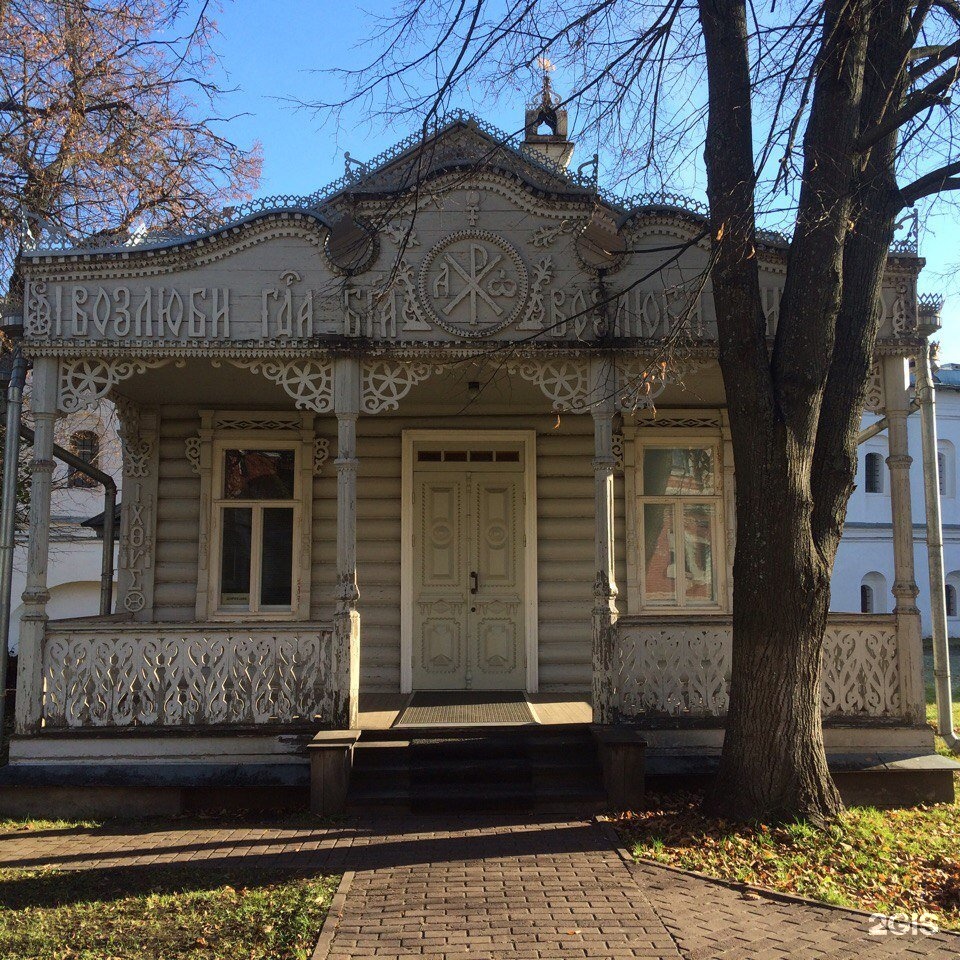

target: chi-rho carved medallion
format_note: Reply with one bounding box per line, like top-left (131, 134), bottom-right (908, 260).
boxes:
top-left (418, 231), bottom-right (529, 337)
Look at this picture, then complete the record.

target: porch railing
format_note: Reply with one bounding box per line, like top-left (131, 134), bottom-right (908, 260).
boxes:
top-left (41, 620), bottom-right (336, 728)
top-left (616, 613), bottom-right (901, 720)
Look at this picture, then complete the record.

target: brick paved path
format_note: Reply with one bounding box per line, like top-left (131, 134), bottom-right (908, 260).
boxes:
top-left (1, 815), bottom-right (958, 958)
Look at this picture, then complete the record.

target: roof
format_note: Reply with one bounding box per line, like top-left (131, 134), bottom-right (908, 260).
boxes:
top-left (19, 110), bottom-right (921, 260)
top-left (81, 503), bottom-right (122, 532)
top-left (936, 367), bottom-right (960, 391)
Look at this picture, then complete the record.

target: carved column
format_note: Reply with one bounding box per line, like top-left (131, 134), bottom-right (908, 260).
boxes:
top-left (194, 412), bottom-right (215, 619)
top-left (15, 357), bottom-right (58, 733)
top-left (591, 356), bottom-right (620, 725)
top-left (333, 356), bottom-right (361, 729)
top-left (115, 397), bottom-right (160, 621)
top-left (882, 355), bottom-right (925, 723)
top-left (721, 411), bottom-right (736, 611)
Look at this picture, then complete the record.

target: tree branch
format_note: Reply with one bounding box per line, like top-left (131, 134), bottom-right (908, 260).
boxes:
top-left (899, 158), bottom-right (960, 203)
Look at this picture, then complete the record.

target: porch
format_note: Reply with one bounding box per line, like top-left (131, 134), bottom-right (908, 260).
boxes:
top-left (5, 348), bottom-right (944, 798)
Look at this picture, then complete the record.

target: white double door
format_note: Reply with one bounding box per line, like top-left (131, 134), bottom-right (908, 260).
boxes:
top-left (412, 459), bottom-right (526, 690)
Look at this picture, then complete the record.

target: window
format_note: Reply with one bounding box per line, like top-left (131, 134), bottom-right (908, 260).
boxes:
top-left (67, 430), bottom-right (100, 488)
top-left (946, 583), bottom-right (958, 619)
top-left (638, 443), bottom-right (723, 608)
top-left (213, 447), bottom-right (299, 614)
top-left (864, 451), bottom-right (884, 494)
top-left (938, 442), bottom-right (955, 498)
top-left (860, 572), bottom-right (887, 614)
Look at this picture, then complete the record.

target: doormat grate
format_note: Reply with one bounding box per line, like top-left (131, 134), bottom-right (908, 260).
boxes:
top-left (396, 692), bottom-right (535, 726)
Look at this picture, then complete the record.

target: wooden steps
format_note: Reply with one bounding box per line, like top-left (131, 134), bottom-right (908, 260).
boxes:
top-left (348, 724), bottom-right (605, 812)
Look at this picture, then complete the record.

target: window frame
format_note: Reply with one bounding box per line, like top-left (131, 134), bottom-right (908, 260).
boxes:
top-left (864, 450), bottom-right (885, 495)
top-left (197, 414), bottom-right (316, 622)
top-left (632, 435), bottom-right (728, 613)
top-left (67, 430), bottom-right (101, 488)
top-left (946, 582), bottom-right (958, 619)
top-left (938, 441), bottom-right (955, 499)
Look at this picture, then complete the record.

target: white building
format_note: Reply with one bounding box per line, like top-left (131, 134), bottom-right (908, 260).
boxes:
top-left (8, 399), bottom-right (120, 656)
top-left (834, 363), bottom-right (960, 635)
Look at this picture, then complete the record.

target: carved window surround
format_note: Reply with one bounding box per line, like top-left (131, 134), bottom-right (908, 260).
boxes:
top-left (113, 395), bottom-right (160, 619)
top-left (624, 423), bottom-right (729, 617)
top-left (194, 410), bottom-right (318, 621)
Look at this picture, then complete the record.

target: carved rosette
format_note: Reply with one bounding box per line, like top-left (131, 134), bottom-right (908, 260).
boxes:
top-left (228, 358), bottom-right (334, 412)
top-left (418, 231), bottom-right (529, 338)
top-left (59, 357), bottom-right (175, 413)
top-left (507, 358), bottom-right (592, 412)
top-left (361, 360), bottom-right (438, 414)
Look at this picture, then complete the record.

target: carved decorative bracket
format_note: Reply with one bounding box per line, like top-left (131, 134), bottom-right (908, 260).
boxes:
top-left (361, 360), bottom-right (437, 414)
top-left (314, 437), bottom-right (331, 473)
top-left (864, 361), bottom-right (885, 414)
top-left (227, 358), bottom-right (334, 412)
top-left (507, 358), bottom-right (592, 412)
top-left (114, 395), bottom-right (156, 479)
top-left (59, 357), bottom-right (176, 413)
top-left (612, 432), bottom-right (625, 473)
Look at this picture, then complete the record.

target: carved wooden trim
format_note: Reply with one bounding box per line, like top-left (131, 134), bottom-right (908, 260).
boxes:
top-left (361, 360), bottom-right (437, 414)
top-left (59, 357), bottom-right (177, 413)
top-left (227, 358), bottom-right (334, 412)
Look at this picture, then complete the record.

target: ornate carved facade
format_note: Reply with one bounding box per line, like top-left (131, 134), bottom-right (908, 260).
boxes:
top-left (8, 109), bottom-right (938, 782)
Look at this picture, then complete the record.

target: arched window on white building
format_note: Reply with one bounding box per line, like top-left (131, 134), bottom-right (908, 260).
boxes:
top-left (67, 430), bottom-right (100, 488)
top-left (860, 572), bottom-right (888, 614)
top-left (946, 572), bottom-right (960, 619)
top-left (938, 441), bottom-right (955, 498)
top-left (864, 451), bottom-right (885, 494)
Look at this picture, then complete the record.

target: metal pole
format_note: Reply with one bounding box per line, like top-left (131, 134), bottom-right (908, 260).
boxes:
top-left (917, 342), bottom-right (960, 752)
top-left (17, 422), bottom-right (117, 616)
top-left (99, 484), bottom-right (115, 616)
top-left (0, 346), bottom-right (27, 734)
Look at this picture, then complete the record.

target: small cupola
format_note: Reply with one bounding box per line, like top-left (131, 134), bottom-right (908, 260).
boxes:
top-left (523, 59), bottom-right (575, 168)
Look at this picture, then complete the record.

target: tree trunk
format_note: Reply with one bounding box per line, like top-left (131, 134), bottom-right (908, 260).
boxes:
top-left (697, 0), bottom-right (879, 823)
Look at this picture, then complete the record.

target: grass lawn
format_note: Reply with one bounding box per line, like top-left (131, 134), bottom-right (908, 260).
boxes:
top-left (0, 822), bottom-right (338, 960)
top-left (615, 647), bottom-right (960, 931)
top-left (616, 794), bottom-right (960, 931)
top-left (924, 642), bottom-right (960, 755)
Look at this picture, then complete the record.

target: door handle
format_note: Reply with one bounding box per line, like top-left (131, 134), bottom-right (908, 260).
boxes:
top-left (470, 571), bottom-right (479, 594)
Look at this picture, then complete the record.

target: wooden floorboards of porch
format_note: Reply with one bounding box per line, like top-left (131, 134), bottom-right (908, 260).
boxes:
top-left (356, 693), bottom-right (593, 730)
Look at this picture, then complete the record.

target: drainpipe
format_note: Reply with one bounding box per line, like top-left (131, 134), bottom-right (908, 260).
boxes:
top-left (0, 343), bottom-right (27, 733)
top-left (916, 342), bottom-right (960, 751)
top-left (16, 423), bottom-right (117, 616)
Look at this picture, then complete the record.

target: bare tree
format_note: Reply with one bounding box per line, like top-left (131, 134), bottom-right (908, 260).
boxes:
top-left (0, 0), bottom-right (262, 300)
top-left (313, 0), bottom-right (960, 823)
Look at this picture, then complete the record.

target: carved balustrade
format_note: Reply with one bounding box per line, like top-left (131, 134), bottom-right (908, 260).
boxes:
top-left (41, 621), bottom-right (336, 728)
top-left (616, 614), bottom-right (902, 720)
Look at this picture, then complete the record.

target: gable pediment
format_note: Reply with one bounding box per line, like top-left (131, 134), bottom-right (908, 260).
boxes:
top-left (20, 113), bottom-right (922, 349)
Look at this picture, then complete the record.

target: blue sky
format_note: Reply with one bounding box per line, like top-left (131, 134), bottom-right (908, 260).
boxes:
top-left (207, 1), bottom-right (959, 355)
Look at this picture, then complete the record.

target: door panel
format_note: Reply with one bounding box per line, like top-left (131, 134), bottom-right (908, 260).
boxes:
top-left (470, 475), bottom-right (525, 689)
top-left (412, 462), bottom-right (526, 690)
top-left (413, 477), bottom-right (468, 688)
